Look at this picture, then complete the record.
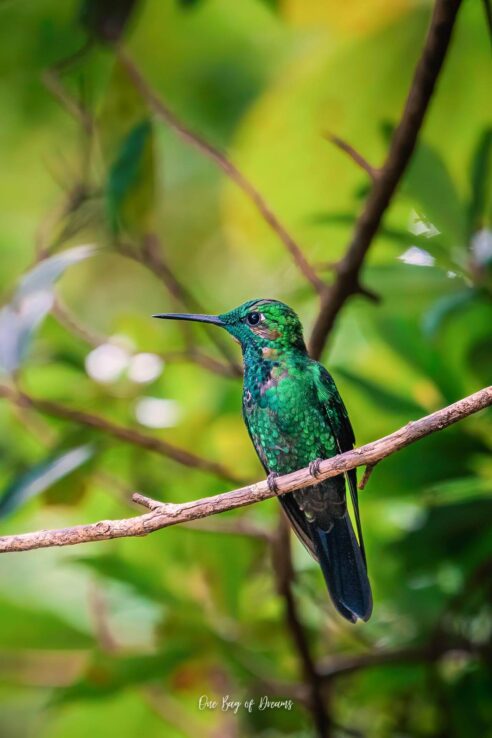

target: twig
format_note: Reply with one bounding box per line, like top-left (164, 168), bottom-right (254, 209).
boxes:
top-left (184, 347), bottom-right (242, 378)
top-left (319, 645), bottom-right (431, 681)
top-left (182, 516), bottom-right (272, 541)
top-left (53, 297), bottom-right (239, 379)
top-left (325, 133), bottom-right (378, 182)
top-left (120, 235), bottom-right (242, 375)
top-left (0, 384), bottom-right (241, 484)
top-left (88, 582), bottom-right (119, 653)
top-left (41, 39), bottom-right (94, 133)
top-left (309, 0), bottom-right (463, 359)
top-left (53, 298), bottom-right (107, 348)
top-left (318, 636), bottom-right (486, 682)
top-left (42, 68), bottom-right (93, 134)
top-left (115, 48), bottom-right (325, 294)
top-left (358, 463), bottom-right (378, 491)
top-left (0, 386), bottom-right (488, 553)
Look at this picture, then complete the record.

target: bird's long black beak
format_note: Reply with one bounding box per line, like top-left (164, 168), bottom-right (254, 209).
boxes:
top-left (152, 312), bottom-right (225, 326)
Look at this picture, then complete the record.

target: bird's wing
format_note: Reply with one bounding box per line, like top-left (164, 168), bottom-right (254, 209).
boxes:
top-left (242, 404), bottom-right (319, 561)
top-left (311, 362), bottom-right (366, 565)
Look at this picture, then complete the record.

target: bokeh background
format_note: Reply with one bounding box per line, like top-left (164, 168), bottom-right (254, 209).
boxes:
top-left (0, 0), bottom-right (491, 736)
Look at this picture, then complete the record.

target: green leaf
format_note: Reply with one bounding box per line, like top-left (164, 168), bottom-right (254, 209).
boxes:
top-left (422, 289), bottom-right (477, 337)
top-left (334, 367), bottom-right (425, 417)
top-left (106, 119), bottom-right (155, 237)
top-left (72, 553), bottom-right (179, 605)
top-left (53, 646), bottom-right (195, 702)
top-left (310, 212), bottom-right (412, 244)
top-left (468, 334), bottom-right (492, 387)
top-left (394, 498), bottom-right (492, 572)
top-left (467, 127), bottom-right (492, 236)
top-left (0, 246), bottom-right (94, 374)
top-left (0, 445), bottom-right (94, 518)
top-left (311, 212), bottom-right (459, 272)
top-left (0, 598), bottom-right (91, 649)
top-left (403, 140), bottom-right (465, 245)
top-left (375, 315), bottom-right (462, 401)
top-left (99, 59), bottom-right (157, 240)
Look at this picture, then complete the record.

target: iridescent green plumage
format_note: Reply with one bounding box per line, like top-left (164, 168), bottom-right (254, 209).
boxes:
top-left (154, 299), bottom-right (372, 622)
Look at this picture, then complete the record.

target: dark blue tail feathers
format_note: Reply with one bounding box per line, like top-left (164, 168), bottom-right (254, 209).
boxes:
top-left (309, 514), bottom-right (372, 623)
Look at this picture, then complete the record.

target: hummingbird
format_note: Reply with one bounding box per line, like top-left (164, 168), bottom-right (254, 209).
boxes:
top-left (154, 299), bottom-right (372, 622)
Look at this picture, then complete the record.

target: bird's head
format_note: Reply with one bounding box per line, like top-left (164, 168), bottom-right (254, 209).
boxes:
top-left (153, 299), bottom-right (307, 355)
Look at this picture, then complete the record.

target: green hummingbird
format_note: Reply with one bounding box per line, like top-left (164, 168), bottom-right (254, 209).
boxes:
top-left (154, 299), bottom-right (372, 622)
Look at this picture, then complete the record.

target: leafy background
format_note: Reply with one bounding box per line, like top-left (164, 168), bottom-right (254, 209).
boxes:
top-left (0, 0), bottom-right (491, 736)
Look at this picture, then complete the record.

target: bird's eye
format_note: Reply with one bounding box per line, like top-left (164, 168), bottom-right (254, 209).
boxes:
top-left (246, 311), bottom-right (261, 326)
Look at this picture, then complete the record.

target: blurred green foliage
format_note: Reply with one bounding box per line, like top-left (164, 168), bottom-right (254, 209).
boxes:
top-left (0, 1), bottom-right (490, 737)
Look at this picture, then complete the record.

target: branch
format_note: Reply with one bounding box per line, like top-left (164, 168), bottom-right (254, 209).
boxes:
top-left (358, 463), bottom-right (378, 491)
top-left (115, 48), bottom-right (325, 294)
top-left (119, 235), bottom-right (242, 376)
top-left (324, 133), bottom-right (379, 182)
top-left (319, 646), bottom-right (428, 681)
top-left (183, 516), bottom-right (271, 541)
top-left (309, 0), bottom-right (462, 359)
top-left (272, 515), bottom-right (331, 737)
top-left (0, 386), bottom-right (488, 554)
top-left (54, 291), bottom-right (238, 379)
top-left (42, 68), bottom-right (93, 135)
top-left (0, 385), bottom-right (240, 485)
top-left (52, 298), bottom-right (107, 348)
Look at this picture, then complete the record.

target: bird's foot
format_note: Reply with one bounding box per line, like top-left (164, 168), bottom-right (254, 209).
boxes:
top-left (267, 472), bottom-right (280, 495)
top-left (309, 458), bottom-right (323, 479)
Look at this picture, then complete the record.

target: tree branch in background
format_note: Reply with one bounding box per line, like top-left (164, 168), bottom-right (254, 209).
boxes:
top-left (324, 133), bottom-right (379, 182)
top-left (118, 235), bottom-right (242, 376)
top-left (0, 384), bottom-right (241, 485)
top-left (42, 69), bottom-right (93, 135)
top-left (0, 386), bottom-right (488, 554)
top-left (272, 515), bottom-right (331, 737)
top-left (318, 639), bottom-right (482, 681)
top-left (309, 0), bottom-right (463, 359)
top-left (116, 47), bottom-right (325, 294)
top-left (54, 282), bottom-right (239, 379)
top-left (40, 74), bottom-right (241, 379)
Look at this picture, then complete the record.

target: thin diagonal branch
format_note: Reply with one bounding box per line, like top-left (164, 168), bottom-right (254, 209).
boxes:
top-left (325, 133), bottom-right (379, 182)
top-left (42, 68), bottom-right (93, 134)
top-left (0, 384), bottom-right (241, 485)
top-left (53, 298), bottom-right (107, 347)
top-left (54, 283), bottom-right (238, 379)
top-left (116, 48), bottom-right (325, 294)
top-left (119, 235), bottom-right (242, 375)
top-left (318, 640), bottom-right (480, 681)
top-left (309, 0), bottom-right (462, 359)
top-left (0, 386), bottom-right (488, 554)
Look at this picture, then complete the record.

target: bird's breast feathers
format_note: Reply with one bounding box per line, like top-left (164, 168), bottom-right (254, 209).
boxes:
top-left (243, 361), bottom-right (338, 473)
